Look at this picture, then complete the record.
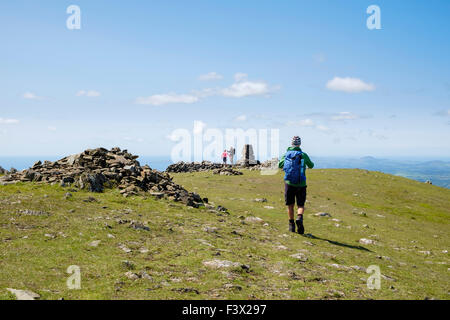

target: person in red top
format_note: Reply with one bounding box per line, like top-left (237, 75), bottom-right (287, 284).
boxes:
top-left (221, 150), bottom-right (228, 165)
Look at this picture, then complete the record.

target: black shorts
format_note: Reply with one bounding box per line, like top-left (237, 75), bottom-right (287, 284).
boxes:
top-left (284, 184), bottom-right (307, 206)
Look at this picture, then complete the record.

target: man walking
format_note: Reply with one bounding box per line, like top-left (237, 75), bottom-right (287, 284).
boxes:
top-left (278, 136), bottom-right (314, 234)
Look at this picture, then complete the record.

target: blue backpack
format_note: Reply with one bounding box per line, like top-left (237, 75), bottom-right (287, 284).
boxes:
top-left (283, 150), bottom-right (305, 184)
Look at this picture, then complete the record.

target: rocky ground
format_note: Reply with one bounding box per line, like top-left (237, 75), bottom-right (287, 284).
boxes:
top-left (0, 148), bottom-right (205, 207)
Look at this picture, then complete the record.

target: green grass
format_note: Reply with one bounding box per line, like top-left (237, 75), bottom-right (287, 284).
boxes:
top-left (0, 169), bottom-right (449, 300)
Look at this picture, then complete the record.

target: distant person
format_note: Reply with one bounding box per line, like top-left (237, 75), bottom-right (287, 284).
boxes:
top-left (222, 150), bottom-right (228, 165)
top-left (278, 136), bottom-right (314, 234)
top-left (228, 147), bottom-right (235, 165)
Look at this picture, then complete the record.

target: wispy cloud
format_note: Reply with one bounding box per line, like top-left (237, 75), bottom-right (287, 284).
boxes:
top-left (136, 73), bottom-right (278, 105)
top-left (0, 118), bottom-right (19, 124)
top-left (287, 119), bottom-right (315, 127)
top-left (434, 109), bottom-right (450, 117)
top-left (326, 77), bottom-right (375, 93)
top-left (47, 126), bottom-right (57, 131)
top-left (76, 90), bottom-right (101, 97)
top-left (331, 112), bottom-right (360, 121)
top-left (136, 93), bottom-right (199, 106)
top-left (234, 114), bottom-right (247, 122)
top-left (23, 92), bottom-right (43, 100)
top-left (199, 72), bottom-right (223, 81)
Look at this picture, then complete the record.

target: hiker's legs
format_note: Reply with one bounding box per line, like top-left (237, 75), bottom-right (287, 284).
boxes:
top-left (288, 204), bottom-right (295, 220)
top-left (297, 206), bottom-right (304, 218)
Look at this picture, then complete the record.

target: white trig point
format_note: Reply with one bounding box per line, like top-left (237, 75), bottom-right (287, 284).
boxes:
top-left (66, 5), bottom-right (81, 30)
top-left (366, 5), bottom-right (381, 30)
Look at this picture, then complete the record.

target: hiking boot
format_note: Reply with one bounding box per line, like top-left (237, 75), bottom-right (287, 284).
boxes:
top-left (296, 216), bottom-right (304, 235)
top-left (289, 220), bottom-right (296, 233)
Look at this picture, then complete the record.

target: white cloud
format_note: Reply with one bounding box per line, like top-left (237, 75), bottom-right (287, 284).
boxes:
top-left (234, 73), bottom-right (248, 82)
top-left (326, 77), bottom-right (375, 93)
top-left (47, 126), bottom-right (57, 131)
top-left (136, 93), bottom-right (199, 106)
top-left (76, 90), bottom-right (101, 97)
top-left (221, 81), bottom-right (270, 98)
top-left (0, 118), bottom-right (19, 124)
top-left (235, 114), bottom-right (247, 122)
top-left (316, 125), bottom-right (331, 132)
top-left (434, 109), bottom-right (450, 117)
top-left (331, 112), bottom-right (360, 121)
top-left (287, 119), bottom-right (315, 127)
top-left (23, 92), bottom-right (43, 100)
top-left (199, 72), bottom-right (223, 81)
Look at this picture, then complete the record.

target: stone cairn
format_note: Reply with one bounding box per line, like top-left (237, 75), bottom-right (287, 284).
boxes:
top-left (166, 161), bottom-right (243, 175)
top-left (166, 161), bottom-right (229, 173)
top-left (0, 147), bottom-right (205, 207)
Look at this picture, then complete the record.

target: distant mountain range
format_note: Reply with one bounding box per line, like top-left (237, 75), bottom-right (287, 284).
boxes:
top-left (314, 157), bottom-right (450, 188)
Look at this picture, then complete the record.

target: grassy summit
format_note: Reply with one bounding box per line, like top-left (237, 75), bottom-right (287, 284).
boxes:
top-left (0, 169), bottom-right (448, 300)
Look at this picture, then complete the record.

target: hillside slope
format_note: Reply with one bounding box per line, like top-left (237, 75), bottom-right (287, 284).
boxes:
top-left (0, 169), bottom-right (449, 300)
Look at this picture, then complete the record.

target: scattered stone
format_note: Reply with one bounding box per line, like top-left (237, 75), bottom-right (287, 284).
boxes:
top-left (289, 253), bottom-right (308, 262)
top-left (18, 209), bottom-right (49, 216)
top-left (263, 206), bottom-right (274, 209)
top-left (419, 250), bottom-right (431, 255)
top-left (245, 216), bottom-right (264, 224)
top-left (314, 212), bottom-right (331, 217)
top-left (6, 288), bottom-right (40, 300)
top-left (89, 240), bottom-right (101, 247)
top-left (129, 221), bottom-right (150, 232)
top-left (121, 260), bottom-right (135, 270)
top-left (118, 243), bottom-right (132, 253)
top-left (172, 287), bottom-right (200, 294)
top-left (254, 198), bottom-right (267, 203)
top-left (213, 168), bottom-right (243, 176)
top-left (359, 238), bottom-right (376, 245)
top-left (124, 271), bottom-right (140, 280)
top-left (203, 226), bottom-right (218, 233)
top-left (203, 259), bottom-right (240, 269)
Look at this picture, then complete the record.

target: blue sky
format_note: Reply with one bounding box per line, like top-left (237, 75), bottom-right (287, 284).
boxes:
top-left (0, 0), bottom-right (449, 160)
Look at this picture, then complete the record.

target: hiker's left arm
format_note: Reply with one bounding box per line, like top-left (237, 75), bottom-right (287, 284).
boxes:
top-left (278, 155), bottom-right (285, 168)
top-left (304, 154), bottom-right (314, 169)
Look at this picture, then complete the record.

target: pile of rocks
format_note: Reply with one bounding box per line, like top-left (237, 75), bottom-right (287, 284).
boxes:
top-left (0, 166), bottom-right (7, 175)
top-left (0, 147), bottom-right (205, 207)
top-left (212, 167), bottom-right (243, 176)
top-left (166, 161), bottom-right (232, 173)
top-left (249, 158), bottom-right (279, 171)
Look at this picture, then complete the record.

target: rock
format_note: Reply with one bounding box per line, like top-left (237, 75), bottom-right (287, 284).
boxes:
top-left (359, 238), bottom-right (376, 245)
top-left (289, 253), bottom-right (308, 262)
top-left (124, 271), bottom-right (140, 280)
top-left (254, 198), bottom-right (267, 203)
top-left (89, 240), bottom-right (101, 247)
top-left (203, 259), bottom-right (241, 269)
top-left (6, 288), bottom-right (40, 300)
top-left (129, 221), bottom-right (150, 232)
top-left (264, 206), bottom-right (274, 209)
top-left (315, 212), bottom-right (331, 217)
top-left (245, 216), bottom-right (264, 224)
top-left (118, 244), bottom-right (132, 253)
top-left (121, 260), bottom-right (135, 270)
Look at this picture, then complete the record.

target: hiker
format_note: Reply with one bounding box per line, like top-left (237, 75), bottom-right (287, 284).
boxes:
top-left (278, 136), bottom-right (314, 234)
top-left (222, 150), bottom-right (228, 165)
top-left (228, 147), bottom-right (235, 165)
